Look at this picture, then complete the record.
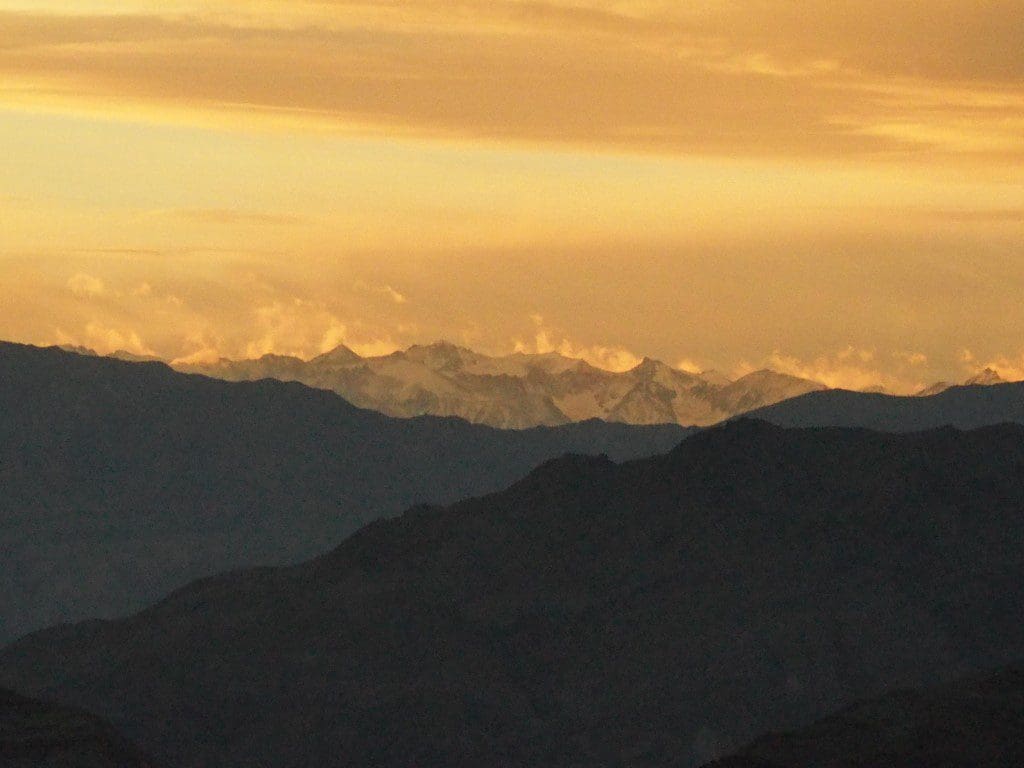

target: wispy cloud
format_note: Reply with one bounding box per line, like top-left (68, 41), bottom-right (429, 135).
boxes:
top-left (675, 358), bottom-right (704, 375)
top-left (355, 281), bottom-right (408, 304)
top-left (922, 208), bottom-right (1024, 223)
top-left (0, 4), bottom-right (1021, 159)
top-left (163, 209), bottom-right (307, 226)
top-left (513, 314), bottom-right (641, 372)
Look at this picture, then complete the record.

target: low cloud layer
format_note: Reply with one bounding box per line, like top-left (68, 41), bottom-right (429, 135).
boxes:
top-left (734, 348), bottom-right (929, 395)
top-left (9, 253), bottom-right (1022, 394)
top-left (513, 315), bottom-right (642, 372)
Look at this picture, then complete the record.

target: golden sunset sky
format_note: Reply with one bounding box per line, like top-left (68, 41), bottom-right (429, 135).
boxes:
top-left (2, 0), bottom-right (1023, 391)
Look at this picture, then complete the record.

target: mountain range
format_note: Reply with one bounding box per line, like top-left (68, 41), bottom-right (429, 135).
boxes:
top-left (0, 341), bottom-right (689, 644)
top-left (104, 343), bottom-right (1012, 430)
top-left (705, 664), bottom-right (1024, 768)
top-left (5, 420), bottom-right (1024, 767)
top-left (164, 342), bottom-right (825, 428)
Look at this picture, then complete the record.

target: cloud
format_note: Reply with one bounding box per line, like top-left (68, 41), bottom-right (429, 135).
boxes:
top-left (11, 224), bottom-right (1024, 396)
top-left (317, 322), bottom-right (350, 355)
top-left (346, 338), bottom-right (401, 358)
top-left (894, 350), bottom-right (928, 366)
top-left (837, 347), bottom-right (875, 363)
top-left (17, 253), bottom-right (416, 367)
top-left (164, 209), bottom-right (307, 226)
top-left (951, 349), bottom-right (1024, 381)
top-left (75, 248), bottom-right (165, 256)
top-left (223, 298), bottom-right (400, 360)
top-left (383, 287), bottom-right (407, 304)
top-left (675, 358), bottom-right (704, 375)
top-left (355, 281), bottom-right (407, 304)
top-left (0, 4), bottom-right (1021, 160)
top-left (244, 300), bottom-right (332, 358)
top-left (974, 353), bottom-right (1024, 382)
top-left (514, 315), bottom-right (641, 372)
top-left (57, 321), bottom-right (155, 356)
top-left (317, 322), bottom-right (398, 357)
top-left (66, 272), bottom-right (107, 297)
top-left (170, 346), bottom-right (221, 365)
top-left (921, 208), bottom-right (1024, 224)
top-left (736, 347), bottom-right (927, 394)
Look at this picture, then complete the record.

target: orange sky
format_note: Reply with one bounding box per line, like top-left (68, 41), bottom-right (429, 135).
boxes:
top-left (2, 1), bottom-right (1023, 391)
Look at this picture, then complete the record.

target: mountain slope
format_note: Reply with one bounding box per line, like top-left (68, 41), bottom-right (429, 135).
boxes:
top-left (0, 341), bottom-right (690, 644)
top-left (746, 381), bottom-right (1024, 431)
top-left (915, 380), bottom-right (953, 397)
top-left (5, 421), bottom-right (1024, 768)
top-left (0, 688), bottom-right (158, 767)
top-left (709, 369), bottom-right (824, 414)
top-left (704, 665), bottom-right (1024, 768)
top-left (173, 341), bottom-right (824, 428)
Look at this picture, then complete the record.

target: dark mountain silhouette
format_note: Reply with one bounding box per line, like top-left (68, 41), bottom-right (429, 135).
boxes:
top-left (0, 341), bottom-right (690, 644)
top-left (4, 420), bottom-right (1024, 767)
top-left (704, 665), bottom-right (1024, 768)
top-left (745, 380), bottom-right (1024, 431)
top-left (0, 687), bottom-right (158, 767)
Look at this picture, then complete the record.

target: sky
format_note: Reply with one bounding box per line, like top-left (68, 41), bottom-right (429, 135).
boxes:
top-left (1, 0), bottom-right (1023, 392)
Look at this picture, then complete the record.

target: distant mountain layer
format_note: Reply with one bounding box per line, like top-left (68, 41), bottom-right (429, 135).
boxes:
top-left (169, 341), bottom-right (826, 428)
top-left (705, 665), bottom-right (1024, 768)
top-left (915, 367), bottom-right (1007, 396)
top-left (0, 342), bottom-right (690, 644)
top-left (105, 343), bottom-right (1019, 429)
top-left (0, 688), bottom-right (157, 768)
top-left (5, 421), bottom-right (1024, 768)
top-left (747, 379), bottom-right (1024, 431)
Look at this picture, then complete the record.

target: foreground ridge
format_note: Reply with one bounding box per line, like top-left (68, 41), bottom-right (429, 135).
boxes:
top-left (4, 420), bottom-right (1024, 767)
top-left (704, 664), bottom-right (1024, 767)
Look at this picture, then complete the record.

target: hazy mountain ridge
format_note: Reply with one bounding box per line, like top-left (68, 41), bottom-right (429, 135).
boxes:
top-left (747, 379), bottom-right (1024, 431)
top-left (0, 341), bottom-right (690, 644)
top-left (0, 687), bottom-right (158, 768)
top-left (914, 367), bottom-right (1007, 396)
top-left (5, 420), bottom-right (1024, 767)
top-left (169, 341), bottom-right (825, 428)
top-left (704, 665), bottom-right (1024, 768)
